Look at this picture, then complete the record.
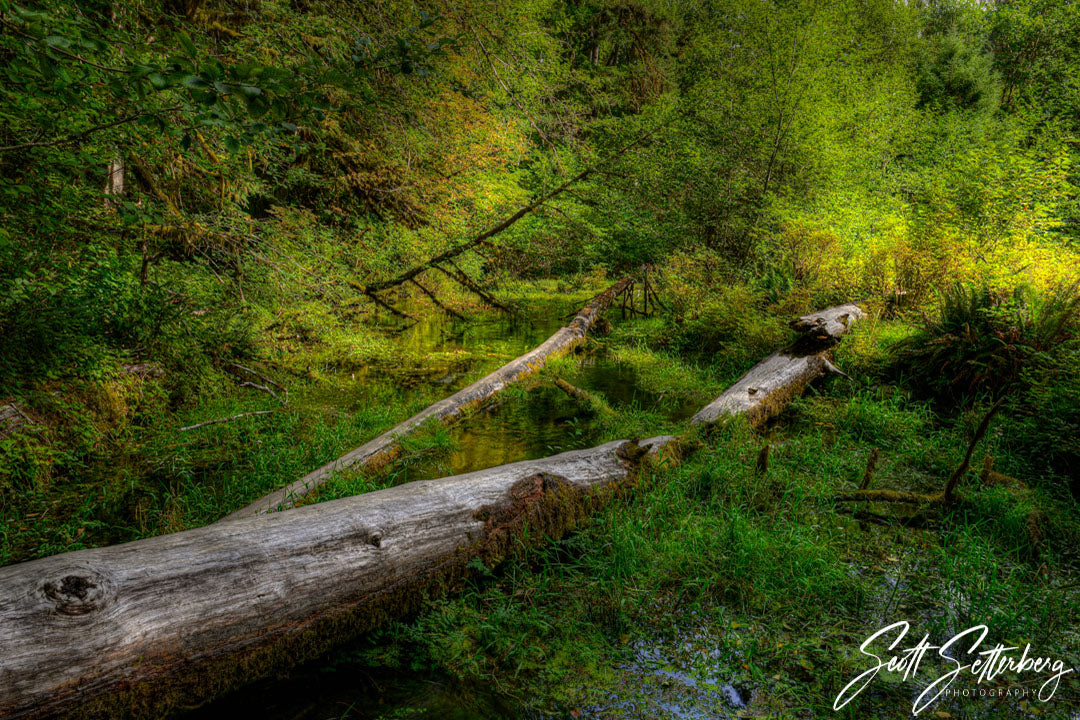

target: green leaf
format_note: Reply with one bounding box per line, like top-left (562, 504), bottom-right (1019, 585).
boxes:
top-left (44, 36), bottom-right (72, 49)
top-left (176, 32), bottom-right (197, 59)
top-left (181, 75), bottom-right (210, 90)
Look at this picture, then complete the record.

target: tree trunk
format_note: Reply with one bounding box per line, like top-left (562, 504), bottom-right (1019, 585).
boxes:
top-left (0, 437), bottom-right (670, 720)
top-left (788, 303), bottom-right (864, 341)
top-left (691, 303), bottom-right (864, 428)
top-left (225, 277), bottom-right (632, 520)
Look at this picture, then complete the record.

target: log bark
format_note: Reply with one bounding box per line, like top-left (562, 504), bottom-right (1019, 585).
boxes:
top-left (0, 437), bottom-right (670, 720)
top-left (789, 303), bottom-right (865, 341)
top-left (225, 277), bottom-right (632, 519)
top-left (691, 303), bottom-right (864, 428)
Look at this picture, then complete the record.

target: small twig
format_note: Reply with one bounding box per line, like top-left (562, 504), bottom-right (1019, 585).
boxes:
top-left (859, 448), bottom-right (879, 491)
top-left (239, 381), bottom-right (285, 406)
top-left (230, 362), bottom-right (288, 404)
top-left (180, 410), bottom-right (274, 432)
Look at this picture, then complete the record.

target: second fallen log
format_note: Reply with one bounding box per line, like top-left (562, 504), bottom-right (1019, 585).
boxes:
top-left (691, 303), bottom-right (865, 428)
top-left (226, 276), bottom-right (632, 519)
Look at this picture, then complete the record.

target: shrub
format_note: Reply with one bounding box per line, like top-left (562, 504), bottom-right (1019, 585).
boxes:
top-left (892, 281), bottom-right (1080, 406)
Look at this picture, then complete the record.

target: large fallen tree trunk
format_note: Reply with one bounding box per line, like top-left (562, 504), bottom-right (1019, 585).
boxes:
top-left (226, 277), bottom-right (632, 520)
top-left (0, 437), bottom-right (670, 720)
top-left (691, 303), bottom-right (865, 427)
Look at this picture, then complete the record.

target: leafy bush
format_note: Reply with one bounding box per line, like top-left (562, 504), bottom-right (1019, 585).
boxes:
top-left (892, 281), bottom-right (1080, 405)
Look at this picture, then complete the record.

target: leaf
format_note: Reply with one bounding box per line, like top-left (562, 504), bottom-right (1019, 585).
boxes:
top-left (44, 36), bottom-right (71, 49)
top-left (181, 75), bottom-right (210, 90)
top-left (176, 32), bottom-right (197, 58)
top-left (224, 136), bottom-right (240, 154)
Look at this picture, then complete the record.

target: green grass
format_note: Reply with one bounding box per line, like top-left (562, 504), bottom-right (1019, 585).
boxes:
top-left (321, 338), bottom-right (1080, 720)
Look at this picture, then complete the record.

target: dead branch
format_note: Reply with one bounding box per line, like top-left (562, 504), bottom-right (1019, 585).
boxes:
top-left (943, 397), bottom-right (1006, 504)
top-left (362, 124), bottom-right (666, 296)
top-left (433, 261), bottom-right (512, 313)
top-left (180, 410), bottom-right (275, 432)
top-left (238, 382), bottom-right (285, 406)
top-left (408, 278), bottom-right (466, 320)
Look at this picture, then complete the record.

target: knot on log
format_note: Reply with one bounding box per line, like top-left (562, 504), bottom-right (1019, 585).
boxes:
top-left (616, 439), bottom-right (650, 464)
top-left (472, 472), bottom-right (582, 564)
top-left (41, 571), bottom-right (109, 616)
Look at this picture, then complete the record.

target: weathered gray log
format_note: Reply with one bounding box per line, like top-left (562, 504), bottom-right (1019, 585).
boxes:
top-left (691, 303), bottom-right (863, 427)
top-left (788, 303), bottom-right (865, 340)
top-left (225, 276), bottom-right (632, 520)
top-left (0, 436), bottom-right (669, 720)
top-left (0, 403), bottom-right (32, 439)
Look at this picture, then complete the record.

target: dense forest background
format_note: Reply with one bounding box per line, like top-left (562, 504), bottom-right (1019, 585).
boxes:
top-left (2, 0), bottom-right (1080, 717)
top-left (3, 0), bottom-right (1078, 486)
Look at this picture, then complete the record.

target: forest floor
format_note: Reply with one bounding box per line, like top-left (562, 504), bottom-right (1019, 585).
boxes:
top-left (3, 280), bottom-right (1078, 719)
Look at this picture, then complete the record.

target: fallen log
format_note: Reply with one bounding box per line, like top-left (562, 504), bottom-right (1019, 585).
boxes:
top-left (788, 303), bottom-right (864, 341)
top-left (0, 437), bottom-right (670, 720)
top-left (691, 303), bottom-right (865, 428)
top-left (225, 276), bottom-right (632, 519)
top-left (553, 377), bottom-right (615, 416)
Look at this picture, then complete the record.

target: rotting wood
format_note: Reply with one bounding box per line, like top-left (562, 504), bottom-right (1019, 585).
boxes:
top-left (0, 301), bottom-right (861, 718)
top-left (225, 277), bottom-right (632, 519)
top-left (0, 436), bottom-right (672, 720)
top-left (553, 377), bottom-right (615, 416)
top-left (788, 303), bottom-right (864, 341)
top-left (690, 303), bottom-right (865, 428)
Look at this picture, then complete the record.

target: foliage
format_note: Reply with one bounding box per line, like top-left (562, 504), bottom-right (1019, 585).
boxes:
top-left (892, 281), bottom-right (1080, 405)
